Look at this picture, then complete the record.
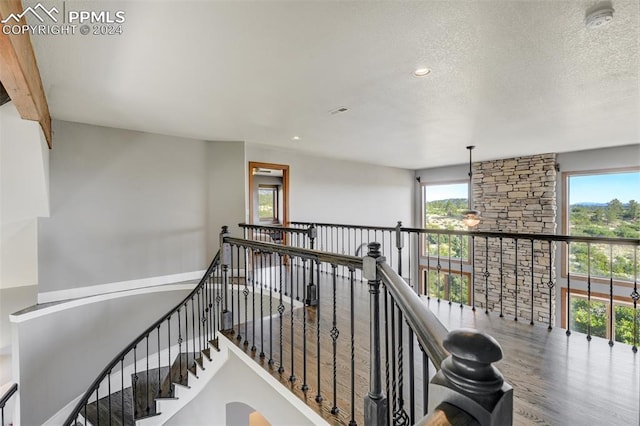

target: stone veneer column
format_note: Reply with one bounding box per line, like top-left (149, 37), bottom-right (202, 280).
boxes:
top-left (472, 153), bottom-right (557, 324)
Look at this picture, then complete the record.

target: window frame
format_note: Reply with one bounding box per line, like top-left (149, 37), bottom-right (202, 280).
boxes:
top-left (561, 287), bottom-right (638, 344)
top-left (561, 167), bottom-right (640, 288)
top-left (420, 179), bottom-right (471, 264)
top-left (257, 184), bottom-right (279, 223)
top-left (420, 266), bottom-right (472, 305)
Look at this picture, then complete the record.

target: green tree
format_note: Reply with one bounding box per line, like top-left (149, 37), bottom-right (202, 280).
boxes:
top-left (606, 199), bottom-right (623, 223)
top-left (626, 200), bottom-right (638, 221)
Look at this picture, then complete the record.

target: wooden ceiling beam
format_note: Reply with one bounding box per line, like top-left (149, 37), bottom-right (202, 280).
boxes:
top-left (0, 0), bottom-right (52, 147)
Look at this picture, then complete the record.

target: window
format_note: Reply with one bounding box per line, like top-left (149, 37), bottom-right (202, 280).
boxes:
top-left (258, 185), bottom-right (279, 222)
top-left (563, 289), bottom-right (639, 345)
top-left (422, 182), bottom-right (470, 260)
top-left (564, 170), bottom-right (640, 283)
top-left (421, 267), bottom-right (471, 305)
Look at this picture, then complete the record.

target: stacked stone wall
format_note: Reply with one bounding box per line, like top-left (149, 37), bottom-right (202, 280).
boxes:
top-left (471, 153), bottom-right (557, 324)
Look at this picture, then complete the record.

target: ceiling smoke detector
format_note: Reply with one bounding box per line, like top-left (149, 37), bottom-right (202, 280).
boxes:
top-left (585, 7), bottom-right (614, 29)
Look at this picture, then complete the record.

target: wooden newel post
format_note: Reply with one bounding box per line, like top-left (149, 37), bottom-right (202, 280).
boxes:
top-left (429, 328), bottom-right (513, 425)
top-left (220, 226), bottom-right (233, 331)
top-left (363, 242), bottom-right (388, 425)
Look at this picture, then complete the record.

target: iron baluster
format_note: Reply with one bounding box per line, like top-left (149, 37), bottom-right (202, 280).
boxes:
top-left (394, 307), bottom-right (409, 425)
top-left (484, 236), bottom-right (490, 314)
top-left (146, 334), bottom-right (150, 413)
top-left (530, 239), bottom-right (535, 325)
top-left (426, 234), bottom-right (431, 298)
top-left (197, 291), bottom-right (202, 355)
top-left (548, 241), bottom-right (555, 330)
top-left (237, 245), bottom-right (242, 341)
top-left (499, 237), bottom-right (504, 317)
top-left (587, 243), bottom-right (592, 341)
top-left (289, 256), bottom-right (296, 382)
top-left (632, 246), bottom-right (638, 353)
top-left (471, 235), bottom-right (476, 311)
top-left (448, 234), bottom-right (452, 305)
top-left (315, 260), bottom-right (323, 403)
top-left (384, 286), bottom-right (391, 425)
top-left (391, 299), bottom-right (397, 418)
top-left (349, 267), bottom-right (357, 426)
top-left (178, 308), bottom-right (183, 382)
top-left (436, 236), bottom-right (441, 302)
top-left (278, 253), bottom-right (285, 373)
top-left (609, 245), bottom-right (614, 346)
top-left (301, 258), bottom-right (308, 392)
top-left (422, 351), bottom-right (429, 417)
top-left (268, 253), bottom-right (274, 365)
top-left (121, 358), bottom-right (125, 425)
top-left (251, 249), bottom-right (257, 352)
top-left (330, 264), bottom-right (339, 415)
top-left (514, 239), bottom-right (519, 321)
top-left (157, 325), bottom-right (161, 397)
top-left (259, 252), bottom-right (265, 359)
top-left (167, 316), bottom-right (171, 393)
top-left (566, 242), bottom-right (572, 336)
top-left (244, 248), bottom-right (249, 346)
top-left (108, 370), bottom-right (111, 426)
top-left (459, 235), bottom-right (464, 308)
top-left (408, 328), bottom-right (415, 425)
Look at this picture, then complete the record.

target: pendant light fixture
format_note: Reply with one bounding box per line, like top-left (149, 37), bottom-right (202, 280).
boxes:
top-left (461, 145), bottom-right (481, 227)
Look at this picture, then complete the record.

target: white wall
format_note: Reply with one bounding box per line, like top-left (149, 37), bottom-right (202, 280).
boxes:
top-left (165, 341), bottom-right (325, 426)
top-left (0, 103), bottom-right (50, 290)
top-left (11, 285), bottom-right (193, 426)
top-left (246, 144), bottom-right (415, 227)
top-left (38, 121), bottom-right (245, 298)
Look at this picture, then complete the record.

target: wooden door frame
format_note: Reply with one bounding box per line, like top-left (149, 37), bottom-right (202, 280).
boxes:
top-left (248, 161), bottom-right (290, 226)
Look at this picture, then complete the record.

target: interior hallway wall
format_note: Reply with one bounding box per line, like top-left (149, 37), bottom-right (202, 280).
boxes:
top-left (38, 121), bottom-right (245, 299)
top-left (246, 144), bottom-right (415, 228)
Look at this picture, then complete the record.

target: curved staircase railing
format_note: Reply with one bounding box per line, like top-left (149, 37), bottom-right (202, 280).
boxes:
top-left (62, 225), bottom-right (512, 425)
top-left (63, 251), bottom-right (222, 426)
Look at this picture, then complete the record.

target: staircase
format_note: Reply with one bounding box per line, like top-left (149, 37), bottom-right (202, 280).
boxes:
top-left (81, 343), bottom-right (216, 426)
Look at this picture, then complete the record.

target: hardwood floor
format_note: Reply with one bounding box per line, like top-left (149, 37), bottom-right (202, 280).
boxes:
top-left (226, 264), bottom-right (639, 426)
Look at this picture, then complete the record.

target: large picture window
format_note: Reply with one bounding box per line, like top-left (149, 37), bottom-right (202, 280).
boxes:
top-left (564, 170), bottom-right (640, 283)
top-left (422, 182), bottom-right (469, 260)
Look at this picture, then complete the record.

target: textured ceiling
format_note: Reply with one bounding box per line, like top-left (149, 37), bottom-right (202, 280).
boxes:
top-left (27, 0), bottom-right (640, 169)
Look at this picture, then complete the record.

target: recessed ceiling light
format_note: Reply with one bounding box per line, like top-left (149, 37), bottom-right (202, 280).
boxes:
top-left (291, 136), bottom-right (301, 141)
top-left (413, 68), bottom-right (431, 77)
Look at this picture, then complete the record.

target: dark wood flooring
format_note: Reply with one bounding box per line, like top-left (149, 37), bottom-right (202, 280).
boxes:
top-left (226, 266), bottom-right (640, 426)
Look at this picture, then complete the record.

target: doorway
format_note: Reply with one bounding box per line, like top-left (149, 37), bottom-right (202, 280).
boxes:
top-left (248, 162), bottom-right (290, 226)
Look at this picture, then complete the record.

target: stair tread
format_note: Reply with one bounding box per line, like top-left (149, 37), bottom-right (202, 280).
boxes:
top-left (85, 347), bottom-right (214, 425)
top-left (85, 387), bottom-right (135, 426)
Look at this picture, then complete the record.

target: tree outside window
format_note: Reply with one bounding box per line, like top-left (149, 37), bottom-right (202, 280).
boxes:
top-left (566, 171), bottom-right (640, 282)
top-left (422, 182), bottom-right (469, 260)
top-left (258, 185), bottom-right (279, 222)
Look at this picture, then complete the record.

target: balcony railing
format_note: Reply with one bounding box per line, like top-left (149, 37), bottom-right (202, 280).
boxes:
top-left (62, 225), bottom-right (513, 425)
top-left (284, 221), bottom-right (640, 351)
top-left (222, 231), bottom-right (512, 425)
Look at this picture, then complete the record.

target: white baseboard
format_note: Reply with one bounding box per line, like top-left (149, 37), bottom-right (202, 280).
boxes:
top-left (37, 270), bottom-right (206, 304)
